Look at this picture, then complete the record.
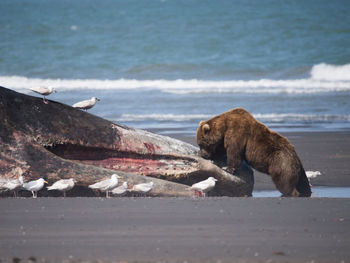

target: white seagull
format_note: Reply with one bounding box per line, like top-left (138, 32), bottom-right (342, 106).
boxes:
top-left (0, 176), bottom-right (24, 197)
top-left (47, 178), bottom-right (76, 197)
top-left (306, 171), bottom-right (321, 179)
top-left (88, 174), bottom-right (120, 198)
top-left (73, 97), bottom-right (100, 111)
top-left (111, 182), bottom-right (128, 196)
top-left (30, 86), bottom-right (56, 104)
top-left (22, 178), bottom-right (48, 198)
top-left (130, 181), bottom-right (154, 196)
top-left (190, 177), bottom-right (218, 197)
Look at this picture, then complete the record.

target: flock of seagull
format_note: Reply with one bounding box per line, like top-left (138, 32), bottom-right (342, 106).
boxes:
top-left (30, 86), bottom-right (100, 111)
top-left (0, 174), bottom-right (218, 198)
top-left (1, 86), bottom-right (219, 198)
top-left (0, 174), bottom-right (155, 198)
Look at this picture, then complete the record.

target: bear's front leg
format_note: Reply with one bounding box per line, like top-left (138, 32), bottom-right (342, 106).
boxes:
top-left (225, 145), bottom-right (243, 175)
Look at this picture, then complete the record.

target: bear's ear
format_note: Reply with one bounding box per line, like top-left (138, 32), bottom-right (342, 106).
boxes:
top-left (202, 123), bottom-right (210, 133)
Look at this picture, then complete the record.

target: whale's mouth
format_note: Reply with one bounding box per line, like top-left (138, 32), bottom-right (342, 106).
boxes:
top-left (44, 143), bottom-right (198, 182)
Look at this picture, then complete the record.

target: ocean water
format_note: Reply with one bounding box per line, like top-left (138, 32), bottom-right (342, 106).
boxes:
top-left (254, 187), bottom-right (350, 198)
top-left (1, 0), bottom-right (350, 136)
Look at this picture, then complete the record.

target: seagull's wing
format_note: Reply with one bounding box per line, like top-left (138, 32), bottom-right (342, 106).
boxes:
top-left (48, 180), bottom-right (68, 190)
top-left (190, 180), bottom-right (207, 190)
top-left (73, 99), bottom-right (93, 108)
top-left (5, 179), bottom-right (21, 190)
top-left (306, 171), bottom-right (321, 179)
top-left (88, 179), bottom-right (111, 190)
top-left (112, 185), bottom-right (127, 194)
top-left (47, 181), bottom-right (60, 190)
top-left (134, 182), bottom-right (153, 192)
top-left (23, 180), bottom-right (39, 190)
top-left (30, 86), bottom-right (50, 95)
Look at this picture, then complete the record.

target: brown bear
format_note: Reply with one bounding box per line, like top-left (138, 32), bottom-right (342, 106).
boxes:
top-left (196, 108), bottom-right (311, 197)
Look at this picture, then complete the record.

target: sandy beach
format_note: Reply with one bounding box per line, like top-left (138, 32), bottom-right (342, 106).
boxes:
top-left (0, 197), bottom-right (349, 263)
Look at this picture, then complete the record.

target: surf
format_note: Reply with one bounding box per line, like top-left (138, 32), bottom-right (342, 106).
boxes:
top-left (1, 64), bottom-right (350, 95)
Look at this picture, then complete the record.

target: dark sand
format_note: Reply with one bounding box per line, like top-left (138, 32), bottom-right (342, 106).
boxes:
top-left (1, 197), bottom-right (349, 263)
top-left (1, 131), bottom-right (350, 262)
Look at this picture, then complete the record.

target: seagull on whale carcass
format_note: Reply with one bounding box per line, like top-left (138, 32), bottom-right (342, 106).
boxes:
top-left (73, 97), bottom-right (100, 111)
top-left (30, 86), bottom-right (56, 104)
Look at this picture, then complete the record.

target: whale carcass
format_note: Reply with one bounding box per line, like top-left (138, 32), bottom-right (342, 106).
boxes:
top-left (0, 86), bottom-right (254, 197)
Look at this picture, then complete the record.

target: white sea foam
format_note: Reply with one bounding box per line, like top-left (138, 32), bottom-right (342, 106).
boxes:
top-left (311, 63), bottom-right (350, 81)
top-left (253, 113), bottom-right (350, 123)
top-left (1, 64), bottom-right (350, 94)
top-left (118, 113), bottom-right (212, 122)
top-left (118, 113), bottom-right (350, 123)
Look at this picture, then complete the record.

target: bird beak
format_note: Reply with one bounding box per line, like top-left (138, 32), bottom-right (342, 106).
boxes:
top-left (44, 181), bottom-right (49, 184)
top-left (117, 176), bottom-right (122, 179)
top-left (97, 98), bottom-right (100, 101)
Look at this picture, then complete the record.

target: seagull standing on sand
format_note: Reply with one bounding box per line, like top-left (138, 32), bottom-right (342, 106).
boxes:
top-left (190, 177), bottom-right (218, 197)
top-left (22, 178), bottom-right (48, 198)
top-left (47, 178), bottom-right (76, 197)
top-left (0, 176), bottom-right (24, 197)
top-left (111, 182), bottom-right (128, 196)
top-left (306, 171), bottom-right (321, 179)
top-left (88, 174), bottom-right (120, 198)
top-left (30, 86), bottom-right (56, 104)
top-left (130, 181), bottom-right (154, 197)
top-left (73, 97), bottom-right (100, 111)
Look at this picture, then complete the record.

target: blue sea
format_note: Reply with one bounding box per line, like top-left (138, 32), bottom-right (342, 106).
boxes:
top-left (1, 0), bottom-right (350, 137)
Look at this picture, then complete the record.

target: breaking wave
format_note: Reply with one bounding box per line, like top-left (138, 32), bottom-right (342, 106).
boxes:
top-left (1, 64), bottom-right (350, 94)
top-left (118, 113), bottom-right (350, 123)
top-left (311, 63), bottom-right (350, 81)
top-left (118, 114), bottom-right (212, 122)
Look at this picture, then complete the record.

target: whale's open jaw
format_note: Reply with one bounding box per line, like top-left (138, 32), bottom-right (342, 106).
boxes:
top-left (44, 143), bottom-right (198, 182)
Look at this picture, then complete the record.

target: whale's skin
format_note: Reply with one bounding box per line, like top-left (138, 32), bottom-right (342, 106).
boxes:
top-left (0, 87), bottom-right (254, 197)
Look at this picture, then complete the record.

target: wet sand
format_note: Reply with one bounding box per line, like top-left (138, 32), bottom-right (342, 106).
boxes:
top-left (0, 197), bottom-right (349, 263)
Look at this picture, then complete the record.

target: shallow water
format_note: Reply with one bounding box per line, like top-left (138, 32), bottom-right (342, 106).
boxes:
top-left (253, 186), bottom-right (350, 198)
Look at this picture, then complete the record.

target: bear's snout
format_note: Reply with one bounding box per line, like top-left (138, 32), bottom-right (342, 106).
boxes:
top-left (198, 148), bottom-right (211, 159)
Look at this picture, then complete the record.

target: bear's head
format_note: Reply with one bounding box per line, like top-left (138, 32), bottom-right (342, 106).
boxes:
top-left (196, 119), bottom-right (226, 160)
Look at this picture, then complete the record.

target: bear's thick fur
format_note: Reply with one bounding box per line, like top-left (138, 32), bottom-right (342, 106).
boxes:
top-left (196, 108), bottom-right (311, 197)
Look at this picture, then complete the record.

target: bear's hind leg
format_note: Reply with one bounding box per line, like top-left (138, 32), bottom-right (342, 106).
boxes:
top-left (270, 170), bottom-right (299, 197)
